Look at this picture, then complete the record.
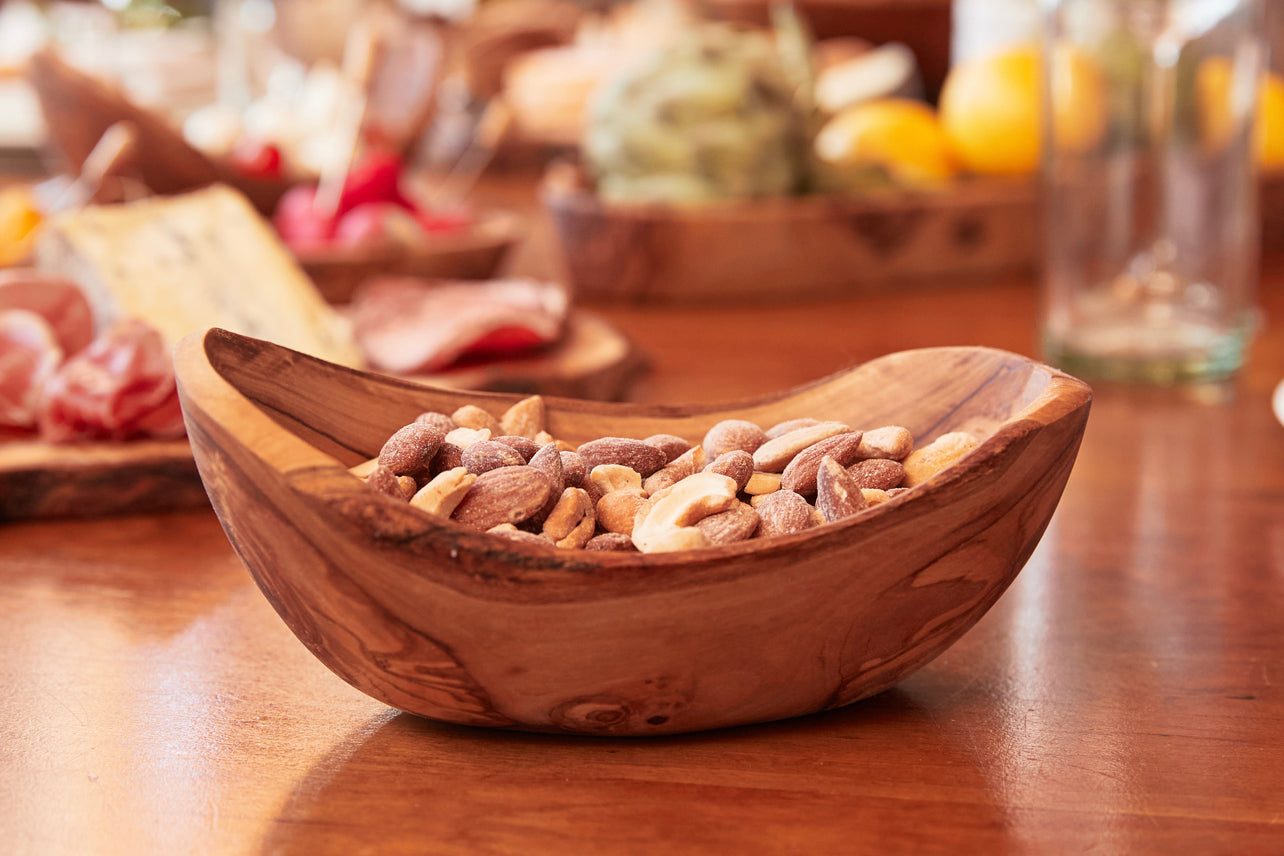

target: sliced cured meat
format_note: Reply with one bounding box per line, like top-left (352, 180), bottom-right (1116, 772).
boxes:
top-left (37, 319), bottom-right (187, 443)
top-left (0, 309), bottom-right (64, 428)
top-left (348, 278), bottom-right (569, 374)
top-left (0, 268), bottom-right (95, 357)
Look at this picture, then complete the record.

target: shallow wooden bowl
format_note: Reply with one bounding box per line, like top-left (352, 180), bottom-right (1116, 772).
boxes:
top-left (541, 163), bottom-right (1037, 303)
top-left (295, 210), bottom-right (524, 304)
top-left (174, 328), bottom-right (1091, 736)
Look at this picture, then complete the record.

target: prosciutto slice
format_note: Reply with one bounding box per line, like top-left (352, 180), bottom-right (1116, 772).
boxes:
top-left (37, 319), bottom-right (187, 443)
top-left (348, 278), bottom-right (569, 374)
top-left (0, 269), bottom-right (95, 357)
top-left (0, 309), bottom-right (64, 428)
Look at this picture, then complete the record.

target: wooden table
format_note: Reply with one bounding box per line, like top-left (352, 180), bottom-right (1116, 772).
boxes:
top-left (2, 195), bottom-right (1283, 855)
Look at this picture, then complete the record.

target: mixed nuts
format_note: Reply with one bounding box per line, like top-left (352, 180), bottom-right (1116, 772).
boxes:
top-left (356, 395), bottom-right (979, 554)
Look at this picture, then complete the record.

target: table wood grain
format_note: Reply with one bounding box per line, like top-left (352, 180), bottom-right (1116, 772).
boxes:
top-left (1, 180), bottom-right (1282, 855)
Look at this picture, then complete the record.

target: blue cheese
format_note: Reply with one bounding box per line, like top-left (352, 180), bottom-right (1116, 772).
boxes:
top-left (36, 184), bottom-right (362, 366)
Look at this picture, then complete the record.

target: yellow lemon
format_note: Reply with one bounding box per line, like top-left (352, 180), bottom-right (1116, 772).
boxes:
top-left (0, 187), bottom-right (42, 267)
top-left (1196, 56), bottom-right (1284, 171)
top-left (939, 44), bottom-right (1107, 176)
top-left (814, 98), bottom-right (957, 188)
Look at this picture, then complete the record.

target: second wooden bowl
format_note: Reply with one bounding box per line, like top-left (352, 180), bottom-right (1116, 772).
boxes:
top-left (541, 163), bottom-right (1037, 303)
top-left (294, 210), bottom-right (524, 303)
top-left (174, 329), bottom-right (1091, 736)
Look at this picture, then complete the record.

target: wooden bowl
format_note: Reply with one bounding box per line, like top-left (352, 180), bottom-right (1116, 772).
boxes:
top-left (294, 210), bottom-right (524, 303)
top-left (174, 328), bottom-right (1091, 736)
top-left (540, 163), bottom-right (1037, 304)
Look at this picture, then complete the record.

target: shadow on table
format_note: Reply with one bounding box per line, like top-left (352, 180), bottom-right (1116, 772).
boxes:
top-left (258, 682), bottom-right (1017, 856)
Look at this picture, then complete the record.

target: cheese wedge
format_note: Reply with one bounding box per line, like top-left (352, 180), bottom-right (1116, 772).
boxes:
top-left (35, 184), bottom-right (362, 366)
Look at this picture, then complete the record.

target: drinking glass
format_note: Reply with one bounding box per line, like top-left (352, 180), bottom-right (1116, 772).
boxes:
top-left (1040, 0), bottom-right (1266, 384)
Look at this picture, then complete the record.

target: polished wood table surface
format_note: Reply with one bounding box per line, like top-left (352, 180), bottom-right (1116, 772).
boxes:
top-left (3, 190), bottom-right (1283, 855)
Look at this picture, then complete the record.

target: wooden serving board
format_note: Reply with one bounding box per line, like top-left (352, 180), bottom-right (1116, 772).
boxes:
top-left (0, 309), bottom-right (644, 522)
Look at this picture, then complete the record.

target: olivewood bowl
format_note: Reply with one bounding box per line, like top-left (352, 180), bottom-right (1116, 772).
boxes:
top-left (540, 163), bottom-right (1037, 304)
top-left (174, 328), bottom-right (1091, 736)
top-left (295, 210), bottom-right (524, 304)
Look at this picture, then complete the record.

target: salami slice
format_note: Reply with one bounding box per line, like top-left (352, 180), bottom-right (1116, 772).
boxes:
top-left (348, 278), bottom-right (569, 374)
top-left (0, 269), bottom-right (95, 357)
top-left (37, 319), bottom-right (187, 443)
top-left (0, 309), bottom-right (64, 428)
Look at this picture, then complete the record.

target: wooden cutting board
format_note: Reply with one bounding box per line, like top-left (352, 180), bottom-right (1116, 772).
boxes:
top-left (0, 309), bottom-right (644, 522)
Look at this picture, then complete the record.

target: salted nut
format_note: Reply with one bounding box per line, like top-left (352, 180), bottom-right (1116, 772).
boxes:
top-left (590, 464), bottom-right (643, 494)
top-left (632, 471), bottom-right (738, 553)
top-left (752, 421), bottom-right (851, 472)
top-left (410, 467), bottom-right (476, 517)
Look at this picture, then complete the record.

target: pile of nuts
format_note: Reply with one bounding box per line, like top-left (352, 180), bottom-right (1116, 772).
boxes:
top-left (354, 395), bottom-right (979, 554)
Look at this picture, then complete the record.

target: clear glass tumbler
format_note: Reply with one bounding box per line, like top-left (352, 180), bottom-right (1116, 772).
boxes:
top-left (1040, 0), bottom-right (1266, 384)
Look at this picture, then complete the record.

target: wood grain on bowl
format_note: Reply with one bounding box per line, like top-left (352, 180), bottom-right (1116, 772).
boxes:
top-left (541, 163), bottom-right (1037, 304)
top-left (174, 328), bottom-right (1090, 735)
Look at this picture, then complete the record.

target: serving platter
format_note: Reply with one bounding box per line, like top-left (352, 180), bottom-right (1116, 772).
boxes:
top-left (0, 309), bottom-right (643, 522)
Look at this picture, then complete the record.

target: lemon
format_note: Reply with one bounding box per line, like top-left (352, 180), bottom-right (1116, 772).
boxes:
top-left (814, 98), bottom-right (956, 188)
top-left (1195, 55), bottom-right (1284, 171)
top-left (939, 44), bottom-right (1107, 176)
top-left (0, 187), bottom-right (42, 267)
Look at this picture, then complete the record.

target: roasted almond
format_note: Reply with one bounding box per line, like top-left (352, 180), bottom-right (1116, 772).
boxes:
top-left (704, 450), bottom-right (754, 492)
top-left (752, 421), bottom-right (850, 473)
top-left (846, 458), bottom-right (906, 491)
top-left (451, 466), bottom-right (551, 531)
top-left (559, 450), bottom-right (588, 487)
top-left (492, 435), bottom-right (541, 461)
top-left (644, 433), bottom-right (692, 463)
top-left (816, 456), bottom-right (868, 523)
top-left (527, 442), bottom-right (566, 523)
top-left (695, 501), bottom-right (760, 545)
top-left (577, 437), bottom-right (667, 477)
top-left (779, 431), bottom-right (864, 496)
top-left (702, 419), bottom-right (767, 459)
top-left (378, 422), bottom-right (445, 478)
top-left (755, 490), bottom-right (821, 538)
top-left (462, 440), bottom-right (526, 475)
top-left (585, 532), bottom-right (638, 552)
top-left (415, 411), bottom-right (458, 433)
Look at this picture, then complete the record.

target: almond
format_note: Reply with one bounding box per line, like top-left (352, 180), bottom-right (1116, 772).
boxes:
top-left (366, 464), bottom-right (407, 500)
top-left (451, 404), bottom-right (501, 433)
top-left (487, 524), bottom-right (556, 549)
top-left (702, 419), bottom-right (767, 459)
top-left (585, 532), bottom-right (638, 552)
top-left (644, 433), bottom-right (692, 463)
top-left (857, 425), bottom-right (915, 461)
top-left (492, 435), bottom-right (541, 461)
top-left (704, 450), bottom-right (754, 492)
top-left (846, 458), bottom-right (906, 491)
top-left (500, 395), bottom-right (546, 439)
top-left (451, 466), bottom-right (551, 531)
top-left (779, 431), bottom-right (864, 496)
top-left (378, 422), bottom-right (445, 478)
top-left (527, 442), bottom-right (565, 523)
top-left (577, 437), bottom-right (667, 477)
top-left (816, 456), bottom-right (868, 523)
top-left (415, 411), bottom-right (458, 433)
top-left (752, 421), bottom-right (850, 473)
top-left (431, 441), bottom-right (464, 475)
top-left (695, 501), bottom-right (759, 545)
top-left (462, 440), bottom-right (526, 475)
top-left (559, 450), bottom-right (588, 487)
top-left (754, 490), bottom-right (820, 538)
